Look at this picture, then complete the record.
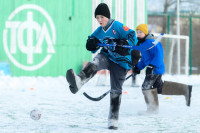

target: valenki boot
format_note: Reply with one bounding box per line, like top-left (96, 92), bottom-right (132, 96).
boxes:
top-left (139, 88), bottom-right (159, 115)
top-left (108, 93), bottom-right (122, 130)
top-left (66, 62), bottom-right (97, 94)
top-left (162, 81), bottom-right (192, 106)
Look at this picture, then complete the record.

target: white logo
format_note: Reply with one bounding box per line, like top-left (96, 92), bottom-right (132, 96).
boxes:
top-left (3, 4), bottom-right (56, 71)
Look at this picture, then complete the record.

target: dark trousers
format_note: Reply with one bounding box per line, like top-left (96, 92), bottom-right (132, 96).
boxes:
top-left (142, 74), bottom-right (163, 94)
top-left (92, 53), bottom-right (128, 94)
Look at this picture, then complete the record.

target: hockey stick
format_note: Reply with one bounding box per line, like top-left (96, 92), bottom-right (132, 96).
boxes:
top-left (97, 33), bottom-right (164, 51)
top-left (83, 73), bottom-right (136, 101)
top-left (83, 90), bottom-right (110, 101)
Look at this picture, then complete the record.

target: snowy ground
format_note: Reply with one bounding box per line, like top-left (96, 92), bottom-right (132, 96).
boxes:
top-left (0, 74), bottom-right (200, 133)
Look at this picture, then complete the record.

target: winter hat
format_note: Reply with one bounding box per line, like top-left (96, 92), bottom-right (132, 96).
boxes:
top-left (136, 24), bottom-right (148, 35)
top-left (95, 3), bottom-right (110, 19)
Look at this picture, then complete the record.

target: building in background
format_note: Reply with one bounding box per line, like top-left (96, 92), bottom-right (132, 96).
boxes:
top-left (0, 0), bottom-right (147, 76)
top-left (147, 0), bottom-right (200, 75)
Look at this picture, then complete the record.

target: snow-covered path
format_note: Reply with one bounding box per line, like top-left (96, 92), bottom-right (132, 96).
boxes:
top-left (0, 75), bottom-right (199, 133)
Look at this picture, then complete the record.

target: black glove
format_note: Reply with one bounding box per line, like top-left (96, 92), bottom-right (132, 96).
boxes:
top-left (86, 37), bottom-right (100, 51)
top-left (131, 50), bottom-right (141, 66)
top-left (146, 64), bottom-right (155, 75)
top-left (114, 39), bottom-right (129, 56)
top-left (133, 65), bottom-right (140, 74)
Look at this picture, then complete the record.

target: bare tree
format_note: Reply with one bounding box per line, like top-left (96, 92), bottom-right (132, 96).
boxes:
top-left (164, 0), bottom-right (199, 14)
top-left (163, 0), bottom-right (180, 33)
top-left (163, 0), bottom-right (200, 33)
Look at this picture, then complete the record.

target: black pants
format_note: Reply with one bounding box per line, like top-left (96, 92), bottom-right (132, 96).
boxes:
top-left (142, 74), bottom-right (163, 94)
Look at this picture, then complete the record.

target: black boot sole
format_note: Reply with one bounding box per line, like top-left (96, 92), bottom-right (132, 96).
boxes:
top-left (108, 126), bottom-right (118, 130)
top-left (187, 85), bottom-right (192, 106)
top-left (66, 69), bottom-right (78, 94)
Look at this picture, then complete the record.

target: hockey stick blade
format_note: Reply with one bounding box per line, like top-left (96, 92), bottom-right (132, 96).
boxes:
top-left (83, 90), bottom-right (110, 101)
top-left (83, 73), bottom-right (136, 101)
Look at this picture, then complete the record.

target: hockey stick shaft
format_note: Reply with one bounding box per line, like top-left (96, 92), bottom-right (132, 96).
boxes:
top-left (152, 33), bottom-right (164, 44)
top-left (97, 33), bottom-right (164, 51)
top-left (125, 73), bottom-right (136, 80)
top-left (83, 73), bottom-right (136, 101)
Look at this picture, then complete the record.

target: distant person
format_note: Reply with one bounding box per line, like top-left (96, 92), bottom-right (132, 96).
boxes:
top-left (133, 24), bottom-right (192, 115)
top-left (66, 3), bottom-right (139, 129)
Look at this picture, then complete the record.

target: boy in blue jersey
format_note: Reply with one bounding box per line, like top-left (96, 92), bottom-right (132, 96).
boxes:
top-left (133, 24), bottom-right (192, 115)
top-left (66, 3), bottom-right (140, 129)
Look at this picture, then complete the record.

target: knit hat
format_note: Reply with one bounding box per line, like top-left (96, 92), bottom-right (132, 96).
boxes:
top-left (95, 3), bottom-right (110, 19)
top-left (136, 24), bottom-right (148, 35)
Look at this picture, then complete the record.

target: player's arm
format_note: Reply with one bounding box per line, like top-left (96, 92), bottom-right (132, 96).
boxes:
top-left (86, 27), bottom-right (102, 53)
top-left (115, 21), bottom-right (138, 46)
top-left (114, 22), bottom-right (138, 56)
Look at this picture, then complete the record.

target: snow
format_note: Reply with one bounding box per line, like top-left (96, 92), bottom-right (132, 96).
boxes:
top-left (0, 74), bottom-right (200, 133)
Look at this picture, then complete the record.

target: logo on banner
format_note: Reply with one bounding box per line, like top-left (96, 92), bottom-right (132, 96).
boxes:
top-left (3, 4), bottom-right (56, 71)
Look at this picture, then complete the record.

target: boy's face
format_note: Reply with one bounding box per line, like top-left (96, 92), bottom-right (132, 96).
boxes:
top-left (96, 15), bottom-right (109, 27)
top-left (136, 30), bottom-right (146, 39)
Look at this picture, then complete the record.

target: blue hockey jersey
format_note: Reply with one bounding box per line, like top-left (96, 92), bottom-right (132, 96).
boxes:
top-left (137, 36), bottom-right (165, 74)
top-left (89, 19), bottom-right (138, 70)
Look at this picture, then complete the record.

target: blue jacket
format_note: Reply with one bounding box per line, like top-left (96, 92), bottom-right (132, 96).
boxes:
top-left (137, 34), bottom-right (165, 74)
top-left (90, 19), bottom-right (138, 70)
